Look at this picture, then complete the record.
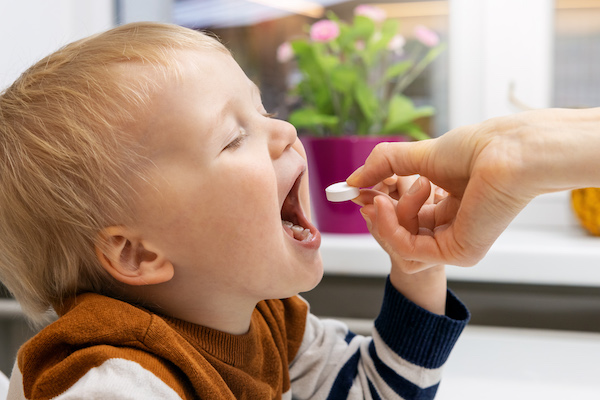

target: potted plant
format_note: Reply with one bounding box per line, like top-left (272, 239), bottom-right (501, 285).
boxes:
top-left (277, 4), bottom-right (445, 233)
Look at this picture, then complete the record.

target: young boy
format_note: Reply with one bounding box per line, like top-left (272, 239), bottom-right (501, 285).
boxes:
top-left (0, 22), bottom-right (468, 399)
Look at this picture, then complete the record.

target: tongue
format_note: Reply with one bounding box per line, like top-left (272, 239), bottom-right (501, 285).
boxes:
top-left (282, 220), bottom-right (312, 241)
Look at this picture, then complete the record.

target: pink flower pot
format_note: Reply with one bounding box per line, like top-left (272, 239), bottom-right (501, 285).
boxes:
top-left (301, 135), bottom-right (407, 234)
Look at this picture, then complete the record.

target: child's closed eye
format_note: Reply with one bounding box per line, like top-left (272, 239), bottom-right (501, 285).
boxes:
top-left (223, 128), bottom-right (248, 151)
top-left (222, 112), bottom-right (275, 151)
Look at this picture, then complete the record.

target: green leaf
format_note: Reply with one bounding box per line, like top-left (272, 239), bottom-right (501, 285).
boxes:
top-left (381, 19), bottom-right (399, 38)
top-left (291, 40), bottom-right (335, 112)
top-left (384, 60), bottom-right (412, 80)
top-left (423, 43), bottom-right (447, 63)
top-left (318, 54), bottom-right (339, 73)
top-left (339, 92), bottom-right (354, 126)
top-left (351, 15), bottom-right (375, 41)
top-left (366, 19), bottom-right (399, 57)
top-left (290, 39), bottom-right (311, 58)
top-left (354, 80), bottom-right (379, 123)
top-left (384, 122), bottom-right (430, 140)
top-left (330, 65), bottom-right (358, 93)
top-left (382, 95), bottom-right (434, 136)
top-left (291, 41), bottom-right (321, 81)
top-left (288, 108), bottom-right (339, 131)
top-left (336, 22), bottom-right (354, 50)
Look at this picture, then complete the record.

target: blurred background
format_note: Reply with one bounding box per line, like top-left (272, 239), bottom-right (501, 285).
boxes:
top-left (1, 0), bottom-right (600, 397)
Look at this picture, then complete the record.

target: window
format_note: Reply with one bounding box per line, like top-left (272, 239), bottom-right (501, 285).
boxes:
top-left (172, 0), bottom-right (450, 137)
top-left (553, 0), bottom-right (600, 108)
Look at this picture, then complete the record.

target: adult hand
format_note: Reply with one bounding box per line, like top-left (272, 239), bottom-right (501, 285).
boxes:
top-left (348, 108), bottom-right (600, 269)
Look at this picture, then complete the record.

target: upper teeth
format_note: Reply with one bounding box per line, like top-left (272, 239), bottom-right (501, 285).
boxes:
top-left (282, 220), bottom-right (312, 241)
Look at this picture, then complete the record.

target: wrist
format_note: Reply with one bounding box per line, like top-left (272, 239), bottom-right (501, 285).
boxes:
top-left (389, 264), bottom-right (447, 315)
top-left (514, 108), bottom-right (600, 194)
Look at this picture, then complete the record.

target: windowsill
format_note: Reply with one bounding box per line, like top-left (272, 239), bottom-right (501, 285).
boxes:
top-left (320, 224), bottom-right (600, 287)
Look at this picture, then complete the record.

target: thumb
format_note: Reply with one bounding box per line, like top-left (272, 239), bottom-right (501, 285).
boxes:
top-left (346, 140), bottom-right (433, 188)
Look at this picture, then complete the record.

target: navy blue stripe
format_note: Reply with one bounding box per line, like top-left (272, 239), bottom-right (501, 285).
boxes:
top-left (326, 349), bottom-right (360, 400)
top-left (367, 378), bottom-right (382, 400)
top-left (368, 341), bottom-right (439, 400)
top-left (344, 330), bottom-right (356, 344)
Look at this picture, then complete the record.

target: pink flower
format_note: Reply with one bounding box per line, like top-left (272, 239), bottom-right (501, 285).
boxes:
top-left (277, 41), bottom-right (294, 63)
top-left (414, 25), bottom-right (439, 47)
top-left (310, 20), bottom-right (340, 42)
top-left (354, 4), bottom-right (387, 22)
top-left (388, 34), bottom-right (405, 54)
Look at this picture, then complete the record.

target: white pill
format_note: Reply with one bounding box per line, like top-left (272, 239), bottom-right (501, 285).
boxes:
top-left (325, 182), bottom-right (360, 202)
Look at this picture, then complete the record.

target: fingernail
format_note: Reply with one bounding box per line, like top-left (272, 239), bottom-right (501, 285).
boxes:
top-left (382, 175), bottom-right (397, 185)
top-left (407, 177), bottom-right (423, 195)
top-left (351, 196), bottom-right (365, 207)
top-left (347, 166), bottom-right (364, 183)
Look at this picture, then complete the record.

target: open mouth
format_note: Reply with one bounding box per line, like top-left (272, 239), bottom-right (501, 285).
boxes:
top-left (281, 171), bottom-right (316, 242)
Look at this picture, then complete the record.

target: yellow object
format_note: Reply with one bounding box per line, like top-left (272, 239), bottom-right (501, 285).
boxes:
top-left (571, 188), bottom-right (600, 236)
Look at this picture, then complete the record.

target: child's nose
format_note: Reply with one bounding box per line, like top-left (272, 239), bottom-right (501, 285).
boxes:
top-left (268, 119), bottom-right (298, 159)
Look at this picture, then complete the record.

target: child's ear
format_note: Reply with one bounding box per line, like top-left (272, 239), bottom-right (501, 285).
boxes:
top-left (95, 226), bottom-right (174, 286)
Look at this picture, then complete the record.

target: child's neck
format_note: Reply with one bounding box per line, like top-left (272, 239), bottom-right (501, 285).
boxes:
top-left (139, 285), bottom-right (258, 335)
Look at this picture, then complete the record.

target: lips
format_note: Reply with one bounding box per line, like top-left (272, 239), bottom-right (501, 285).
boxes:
top-left (280, 170), bottom-right (319, 243)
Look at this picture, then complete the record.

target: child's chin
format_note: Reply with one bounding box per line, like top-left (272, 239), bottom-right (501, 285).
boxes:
top-left (299, 260), bottom-right (324, 293)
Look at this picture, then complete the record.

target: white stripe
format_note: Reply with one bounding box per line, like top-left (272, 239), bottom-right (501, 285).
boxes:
top-left (371, 328), bottom-right (443, 388)
top-left (7, 361), bottom-right (25, 400)
top-left (51, 358), bottom-right (182, 400)
top-left (290, 314), bottom-right (361, 399)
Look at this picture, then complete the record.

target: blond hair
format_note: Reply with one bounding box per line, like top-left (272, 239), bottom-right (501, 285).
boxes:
top-left (0, 22), bottom-right (229, 325)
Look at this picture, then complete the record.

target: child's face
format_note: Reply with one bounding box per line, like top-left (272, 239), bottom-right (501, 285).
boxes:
top-left (131, 49), bottom-right (323, 303)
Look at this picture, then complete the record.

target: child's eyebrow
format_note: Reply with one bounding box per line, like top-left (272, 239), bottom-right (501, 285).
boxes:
top-left (213, 82), bottom-right (263, 140)
top-left (218, 82), bottom-right (261, 122)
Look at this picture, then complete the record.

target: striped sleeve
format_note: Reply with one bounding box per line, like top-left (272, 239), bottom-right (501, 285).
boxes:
top-left (288, 276), bottom-right (469, 400)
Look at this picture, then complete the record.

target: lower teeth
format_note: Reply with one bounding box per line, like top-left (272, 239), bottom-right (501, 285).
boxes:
top-left (282, 220), bottom-right (312, 241)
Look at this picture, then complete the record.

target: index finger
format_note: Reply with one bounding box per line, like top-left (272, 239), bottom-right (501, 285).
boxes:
top-left (346, 140), bottom-right (433, 188)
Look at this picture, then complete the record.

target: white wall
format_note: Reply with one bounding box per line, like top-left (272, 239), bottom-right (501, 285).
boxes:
top-left (0, 0), bottom-right (115, 90)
